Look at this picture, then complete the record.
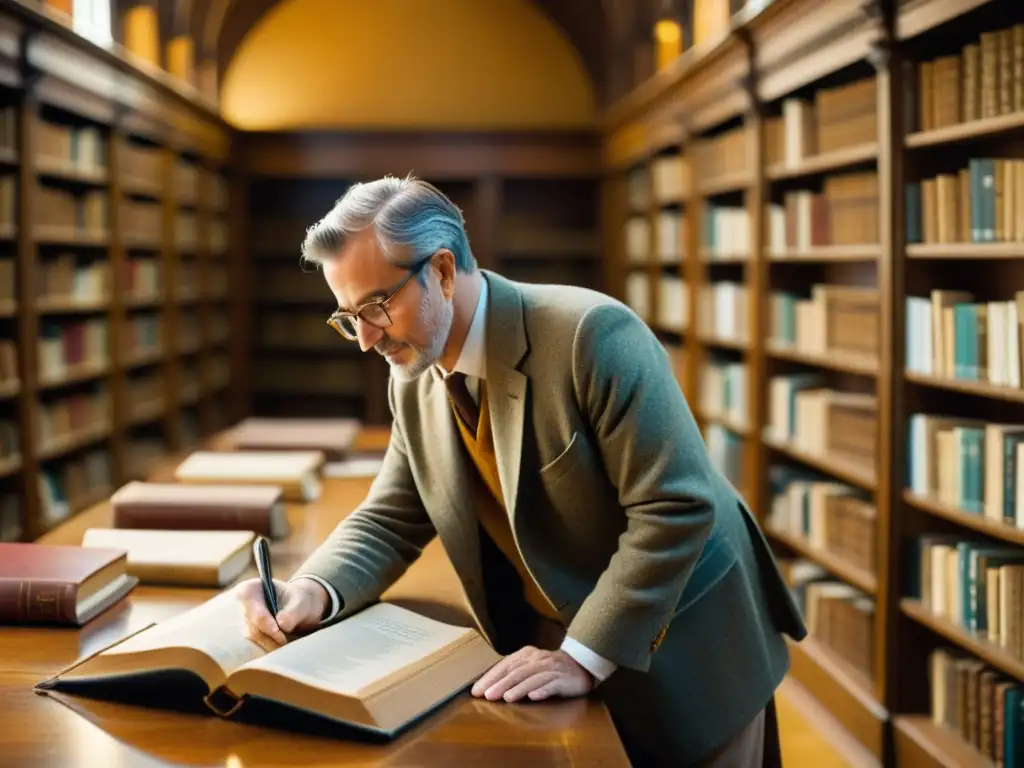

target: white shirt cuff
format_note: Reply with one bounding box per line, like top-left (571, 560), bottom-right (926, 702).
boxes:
top-left (290, 574), bottom-right (341, 623)
top-left (560, 636), bottom-right (617, 684)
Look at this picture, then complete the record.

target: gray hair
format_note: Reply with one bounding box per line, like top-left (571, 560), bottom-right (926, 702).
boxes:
top-left (300, 173), bottom-right (477, 281)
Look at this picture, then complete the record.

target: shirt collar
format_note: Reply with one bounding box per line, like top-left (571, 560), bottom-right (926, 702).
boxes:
top-left (437, 276), bottom-right (487, 380)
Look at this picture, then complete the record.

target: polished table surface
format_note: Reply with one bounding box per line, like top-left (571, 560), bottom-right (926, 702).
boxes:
top-left (0, 427), bottom-right (630, 767)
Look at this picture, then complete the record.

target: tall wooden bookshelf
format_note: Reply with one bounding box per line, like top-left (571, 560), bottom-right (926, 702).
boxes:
top-left (237, 131), bottom-right (601, 424)
top-left (604, 0), bottom-right (1024, 765)
top-left (0, 4), bottom-right (243, 544)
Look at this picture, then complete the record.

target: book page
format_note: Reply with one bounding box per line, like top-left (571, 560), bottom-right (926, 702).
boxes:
top-left (104, 589), bottom-right (266, 677)
top-left (235, 602), bottom-right (475, 697)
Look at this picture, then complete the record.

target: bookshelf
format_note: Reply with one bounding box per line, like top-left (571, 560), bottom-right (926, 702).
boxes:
top-left (0, 4), bottom-right (243, 544)
top-left (237, 130), bottom-right (601, 424)
top-left (604, 0), bottom-right (1024, 765)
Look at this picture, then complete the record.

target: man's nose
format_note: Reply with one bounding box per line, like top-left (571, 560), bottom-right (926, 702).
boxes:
top-left (356, 320), bottom-right (383, 352)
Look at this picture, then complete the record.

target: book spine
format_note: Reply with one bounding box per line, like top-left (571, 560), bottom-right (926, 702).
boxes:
top-left (113, 504), bottom-right (275, 537)
top-left (0, 580), bottom-right (78, 623)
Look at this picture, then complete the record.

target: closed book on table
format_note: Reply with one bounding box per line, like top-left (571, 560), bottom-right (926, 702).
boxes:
top-left (35, 589), bottom-right (502, 738)
top-left (228, 418), bottom-right (361, 459)
top-left (173, 451), bottom-right (325, 502)
top-left (0, 543), bottom-right (137, 625)
top-left (110, 481), bottom-right (290, 539)
top-left (81, 528), bottom-right (256, 587)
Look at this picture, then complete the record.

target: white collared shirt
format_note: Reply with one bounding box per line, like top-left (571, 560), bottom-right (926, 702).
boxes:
top-left (296, 276), bottom-right (616, 683)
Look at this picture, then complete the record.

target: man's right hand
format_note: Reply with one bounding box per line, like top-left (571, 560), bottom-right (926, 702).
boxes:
top-left (235, 576), bottom-right (330, 652)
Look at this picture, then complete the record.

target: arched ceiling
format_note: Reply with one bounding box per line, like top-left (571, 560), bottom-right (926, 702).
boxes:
top-left (128, 0), bottom-right (608, 101)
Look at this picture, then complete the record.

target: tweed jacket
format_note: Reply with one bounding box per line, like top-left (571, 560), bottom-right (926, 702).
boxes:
top-left (296, 269), bottom-right (808, 761)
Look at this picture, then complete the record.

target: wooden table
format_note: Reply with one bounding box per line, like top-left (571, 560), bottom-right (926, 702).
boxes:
top-left (0, 427), bottom-right (629, 767)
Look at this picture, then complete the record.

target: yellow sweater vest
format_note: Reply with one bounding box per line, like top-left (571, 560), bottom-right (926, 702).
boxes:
top-left (449, 382), bottom-right (559, 621)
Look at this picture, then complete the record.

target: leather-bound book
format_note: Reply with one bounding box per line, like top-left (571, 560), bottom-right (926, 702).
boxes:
top-left (111, 481), bottom-right (290, 539)
top-left (173, 450), bottom-right (325, 502)
top-left (227, 417), bottom-right (361, 459)
top-left (0, 543), bottom-right (137, 625)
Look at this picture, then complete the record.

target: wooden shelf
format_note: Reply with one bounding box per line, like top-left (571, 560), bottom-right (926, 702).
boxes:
top-left (767, 143), bottom-right (878, 180)
top-left (905, 491), bottom-right (1024, 546)
top-left (696, 171), bottom-right (751, 197)
top-left (766, 527), bottom-right (877, 594)
top-left (767, 246), bottom-right (880, 262)
top-left (699, 335), bottom-right (749, 351)
top-left (905, 110), bottom-right (1024, 148)
top-left (787, 636), bottom-right (887, 761)
top-left (767, 344), bottom-right (878, 376)
top-left (763, 437), bottom-right (877, 490)
top-left (905, 371), bottom-right (1024, 404)
top-left (893, 715), bottom-right (992, 768)
top-left (901, 599), bottom-right (1024, 682)
top-left (906, 243), bottom-right (1024, 259)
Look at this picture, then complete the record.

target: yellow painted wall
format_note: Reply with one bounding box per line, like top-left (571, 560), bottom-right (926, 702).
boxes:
top-left (218, 0), bottom-right (596, 130)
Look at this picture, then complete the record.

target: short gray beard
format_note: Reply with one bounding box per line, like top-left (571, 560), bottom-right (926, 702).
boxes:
top-left (379, 285), bottom-right (454, 381)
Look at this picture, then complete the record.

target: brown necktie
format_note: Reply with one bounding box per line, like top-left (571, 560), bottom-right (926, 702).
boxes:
top-left (446, 373), bottom-right (479, 433)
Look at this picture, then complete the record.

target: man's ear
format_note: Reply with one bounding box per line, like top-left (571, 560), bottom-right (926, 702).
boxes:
top-left (434, 249), bottom-right (456, 299)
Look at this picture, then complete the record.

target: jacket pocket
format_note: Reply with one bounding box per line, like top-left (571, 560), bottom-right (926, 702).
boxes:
top-left (539, 431), bottom-right (583, 484)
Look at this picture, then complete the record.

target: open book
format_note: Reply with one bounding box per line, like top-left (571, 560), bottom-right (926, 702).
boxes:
top-left (34, 589), bottom-right (501, 737)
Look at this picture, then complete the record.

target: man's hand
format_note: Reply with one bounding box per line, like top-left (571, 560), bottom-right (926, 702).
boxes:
top-left (470, 646), bottom-right (594, 703)
top-left (235, 577), bottom-right (329, 652)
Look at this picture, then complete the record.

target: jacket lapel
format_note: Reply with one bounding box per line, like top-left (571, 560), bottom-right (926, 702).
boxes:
top-left (482, 272), bottom-right (529, 525)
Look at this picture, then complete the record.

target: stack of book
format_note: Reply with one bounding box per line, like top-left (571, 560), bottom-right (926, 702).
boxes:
top-left (0, 416), bottom-right (369, 627)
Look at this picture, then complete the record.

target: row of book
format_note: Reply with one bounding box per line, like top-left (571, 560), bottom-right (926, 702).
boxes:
top-left (38, 318), bottom-right (108, 381)
top-left (907, 159), bottom-right (1024, 245)
top-left (701, 204), bottom-right (749, 258)
top-left (35, 256), bottom-right (109, 305)
top-left (691, 125), bottom-right (748, 184)
top-left (929, 647), bottom-right (1023, 768)
top-left (33, 186), bottom-right (227, 251)
top-left (910, 536), bottom-right (1024, 662)
top-left (783, 558), bottom-right (875, 679)
top-left (38, 448), bottom-right (113, 529)
top-left (913, 22), bottom-right (1024, 133)
top-left (905, 289), bottom-right (1023, 386)
top-left (37, 386), bottom-right (111, 456)
top-left (767, 469), bottom-right (877, 574)
top-left (623, 275), bottom-right (743, 340)
top-left (766, 172), bottom-right (880, 251)
top-left (700, 358), bottom-right (747, 429)
top-left (907, 413), bottom-right (1024, 529)
top-left (765, 379), bottom-right (876, 475)
top-left (771, 284), bottom-right (879, 361)
top-left (764, 77), bottom-right (876, 169)
top-left (623, 211), bottom-right (685, 263)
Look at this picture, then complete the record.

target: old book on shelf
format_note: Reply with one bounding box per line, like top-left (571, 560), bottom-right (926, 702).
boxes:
top-left (81, 529), bottom-right (255, 587)
top-left (110, 481), bottom-right (290, 539)
top-left (173, 451), bottom-right (325, 502)
top-left (228, 417), bottom-right (361, 459)
top-left (0, 542), bottom-right (138, 625)
top-left (34, 590), bottom-right (502, 738)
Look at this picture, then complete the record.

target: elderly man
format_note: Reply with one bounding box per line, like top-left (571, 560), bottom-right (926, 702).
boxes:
top-left (237, 174), bottom-right (807, 767)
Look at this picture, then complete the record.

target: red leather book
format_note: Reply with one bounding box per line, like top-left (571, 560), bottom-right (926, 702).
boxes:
top-left (110, 480), bottom-right (290, 539)
top-left (0, 542), bottom-right (137, 625)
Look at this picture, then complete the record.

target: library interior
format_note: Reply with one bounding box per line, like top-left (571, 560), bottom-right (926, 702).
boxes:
top-left (0, 0), bottom-right (1022, 766)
